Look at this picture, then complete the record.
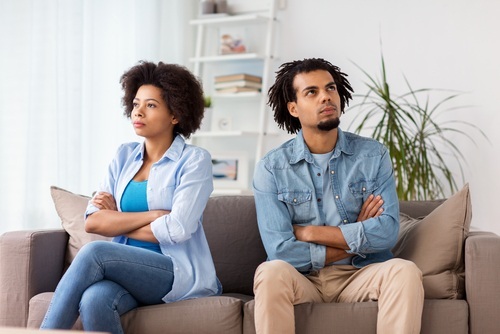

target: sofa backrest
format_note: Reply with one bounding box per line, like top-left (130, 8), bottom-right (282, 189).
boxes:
top-left (399, 199), bottom-right (445, 218)
top-left (203, 196), bottom-right (266, 296)
top-left (202, 195), bottom-right (446, 296)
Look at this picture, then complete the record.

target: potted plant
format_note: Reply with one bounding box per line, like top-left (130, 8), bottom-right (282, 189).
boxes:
top-left (348, 53), bottom-right (488, 200)
top-left (200, 95), bottom-right (213, 132)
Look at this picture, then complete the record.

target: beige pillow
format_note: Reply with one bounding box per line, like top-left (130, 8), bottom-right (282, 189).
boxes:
top-left (392, 184), bottom-right (472, 299)
top-left (50, 186), bottom-right (110, 265)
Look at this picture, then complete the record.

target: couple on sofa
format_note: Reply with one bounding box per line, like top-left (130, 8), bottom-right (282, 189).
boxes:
top-left (40, 58), bottom-right (423, 334)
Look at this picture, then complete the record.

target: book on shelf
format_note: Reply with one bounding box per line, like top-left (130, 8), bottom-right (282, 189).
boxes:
top-left (214, 73), bottom-right (262, 83)
top-left (214, 79), bottom-right (262, 90)
top-left (215, 86), bottom-right (261, 94)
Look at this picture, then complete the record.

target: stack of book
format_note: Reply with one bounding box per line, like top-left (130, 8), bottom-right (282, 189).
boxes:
top-left (214, 73), bottom-right (262, 94)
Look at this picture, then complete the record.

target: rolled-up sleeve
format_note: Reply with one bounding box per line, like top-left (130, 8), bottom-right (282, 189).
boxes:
top-left (339, 149), bottom-right (400, 254)
top-left (150, 149), bottom-right (213, 245)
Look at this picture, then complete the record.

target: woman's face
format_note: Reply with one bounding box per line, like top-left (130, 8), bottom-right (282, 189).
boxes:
top-left (131, 85), bottom-right (178, 139)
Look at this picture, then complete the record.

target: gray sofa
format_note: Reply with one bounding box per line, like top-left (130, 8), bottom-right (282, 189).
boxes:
top-left (1, 192), bottom-right (500, 333)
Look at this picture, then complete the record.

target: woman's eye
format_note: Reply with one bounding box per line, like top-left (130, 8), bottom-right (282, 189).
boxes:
top-left (147, 103), bottom-right (156, 108)
top-left (132, 103), bottom-right (139, 108)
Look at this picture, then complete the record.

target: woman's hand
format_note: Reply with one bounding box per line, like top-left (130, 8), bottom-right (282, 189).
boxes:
top-left (91, 192), bottom-right (118, 211)
top-left (357, 194), bottom-right (384, 222)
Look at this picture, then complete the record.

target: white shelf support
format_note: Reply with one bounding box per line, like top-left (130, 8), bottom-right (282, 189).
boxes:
top-left (255, 0), bottom-right (278, 161)
top-left (188, 0), bottom-right (280, 192)
top-left (193, 23), bottom-right (205, 76)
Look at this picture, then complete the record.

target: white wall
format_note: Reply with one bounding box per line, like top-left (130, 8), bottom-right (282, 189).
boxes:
top-left (271, 0), bottom-right (500, 233)
top-left (1, 0), bottom-right (497, 235)
top-left (0, 0), bottom-right (197, 234)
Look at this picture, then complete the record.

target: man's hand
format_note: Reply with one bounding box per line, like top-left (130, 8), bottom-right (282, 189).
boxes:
top-left (91, 192), bottom-right (118, 211)
top-left (292, 194), bottom-right (384, 249)
top-left (357, 194), bottom-right (384, 222)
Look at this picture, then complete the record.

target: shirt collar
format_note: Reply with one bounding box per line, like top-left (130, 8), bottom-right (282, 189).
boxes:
top-left (133, 134), bottom-right (186, 163)
top-left (290, 128), bottom-right (353, 164)
top-left (334, 128), bottom-right (354, 157)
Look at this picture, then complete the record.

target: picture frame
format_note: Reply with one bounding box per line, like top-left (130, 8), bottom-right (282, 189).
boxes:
top-left (211, 152), bottom-right (249, 190)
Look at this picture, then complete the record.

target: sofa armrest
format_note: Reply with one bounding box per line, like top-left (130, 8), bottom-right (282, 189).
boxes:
top-left (465, 231), bottom-right (500, 334)
top-left (0, 229), bottom-right (68, 327)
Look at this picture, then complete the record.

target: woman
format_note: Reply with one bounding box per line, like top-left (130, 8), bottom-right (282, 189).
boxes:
top-left (41, 61), bottom-right (221, 333)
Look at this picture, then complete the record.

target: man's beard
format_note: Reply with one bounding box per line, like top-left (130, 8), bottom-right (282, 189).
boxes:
top-left (317, 117), bottom-right (340, 131)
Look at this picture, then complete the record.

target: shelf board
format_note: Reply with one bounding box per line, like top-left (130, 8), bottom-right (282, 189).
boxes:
top-left (190, 13), bottom-right (270, 26)
top-left (190, 53), bottom-right (264, 63)
top-left (193, 130), bottom-right (262, 138)
top-left (211, 188), bottom-right (253, 196)
top-left (213, 91), bottom-right (262, 98)
top-left (192, 131), bottom-right (280, 139)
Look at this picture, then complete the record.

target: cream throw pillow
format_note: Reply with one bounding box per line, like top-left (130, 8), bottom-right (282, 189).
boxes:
top-left (392, 184), bottom-right (472, 299)
top-left (50, 186), bottom-right (110, 265)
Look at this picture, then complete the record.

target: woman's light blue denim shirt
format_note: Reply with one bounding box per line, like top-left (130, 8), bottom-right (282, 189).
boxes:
top-left (252, 128), bottom-right (400, 273)
top-left (85, 135), bottom-right (221, 302)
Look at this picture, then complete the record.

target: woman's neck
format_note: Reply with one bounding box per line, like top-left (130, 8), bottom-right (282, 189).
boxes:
top-left (143, 134), bottom-right (175, 163)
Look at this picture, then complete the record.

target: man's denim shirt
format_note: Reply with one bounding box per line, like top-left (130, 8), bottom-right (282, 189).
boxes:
top-left (252, 128), bottom-right (400, 273)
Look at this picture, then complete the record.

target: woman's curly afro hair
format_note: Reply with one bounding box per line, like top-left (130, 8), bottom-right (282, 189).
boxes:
top-left (120, 61), bottom-right (204, 139)
top-left (268, 58), bottom-right (353, 134)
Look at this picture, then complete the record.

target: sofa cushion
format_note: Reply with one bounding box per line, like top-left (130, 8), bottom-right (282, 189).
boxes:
top-left (121, 296), bottom-right (243, 334)
top-left (243, 298), bottom-right (468, 334)
top-left (50, 186), bottom-right (110, 265)
top-left (29, 292), bottom-right (243, 334)
top-left (28, 292), bottom-right (83, 329)
top-left (392, 184), bottom-right (472, 299)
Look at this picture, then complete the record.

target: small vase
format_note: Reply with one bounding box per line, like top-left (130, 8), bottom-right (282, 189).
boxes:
top-left (215, 0), bottom-right (228, 14)
top-left (200, 0), bottom-right (215, 15)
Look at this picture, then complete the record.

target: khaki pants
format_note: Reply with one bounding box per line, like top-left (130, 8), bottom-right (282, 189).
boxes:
top-left (253, 258), bottom-right (424, 334)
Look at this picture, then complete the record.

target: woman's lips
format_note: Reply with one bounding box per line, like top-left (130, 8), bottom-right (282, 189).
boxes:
top-left (133, 121), bottom-right (145, 128)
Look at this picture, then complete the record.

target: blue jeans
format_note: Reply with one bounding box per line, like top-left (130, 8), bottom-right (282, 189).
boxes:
top-left (40, 241), bottom-right (174, 334)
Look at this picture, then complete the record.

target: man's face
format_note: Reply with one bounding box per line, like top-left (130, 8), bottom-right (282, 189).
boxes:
top-left (287, 70), bottom-right (341, 132)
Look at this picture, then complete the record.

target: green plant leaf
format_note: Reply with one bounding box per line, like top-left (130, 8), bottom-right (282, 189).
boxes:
top-left (348, 53), bottom-right (488, 200)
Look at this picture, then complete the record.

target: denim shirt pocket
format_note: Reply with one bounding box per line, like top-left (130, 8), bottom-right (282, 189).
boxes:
top-left (278, 190), bottom-right (314, 223)
top-left (348, 180), bottom-right (379, 200)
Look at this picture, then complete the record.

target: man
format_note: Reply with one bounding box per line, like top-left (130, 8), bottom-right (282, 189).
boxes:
top-left (252, 58), bottom-right (424, 334)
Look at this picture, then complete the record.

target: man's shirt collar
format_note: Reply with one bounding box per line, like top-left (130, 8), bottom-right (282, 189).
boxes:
top-left (290, 128), bottom-right (354, 165)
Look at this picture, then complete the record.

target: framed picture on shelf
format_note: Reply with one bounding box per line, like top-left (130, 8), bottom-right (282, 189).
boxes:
top-left (211, 152), bottom-right (248, 190)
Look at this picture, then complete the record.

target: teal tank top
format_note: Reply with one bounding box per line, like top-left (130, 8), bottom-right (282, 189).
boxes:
top-left (121, 180), bottom-right (162, 254)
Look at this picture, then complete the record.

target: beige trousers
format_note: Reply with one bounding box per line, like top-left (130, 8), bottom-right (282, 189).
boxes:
top-left (253, 258), bottom-right (424, 334)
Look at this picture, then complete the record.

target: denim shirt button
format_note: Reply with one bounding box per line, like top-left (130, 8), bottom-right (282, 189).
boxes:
top-left (317, 198), bottom-right (321, 202)
top-left (331, 170), bottom-right (335, 174)
top-left (362, 187), bottom-right (366, 192)
top-left (293, 198), bottom-right (297, 203)
top-left (317, 173), bottom-right (321, 176)
top-left (343, 219), bottom-right (348, 223)
top-left (335, 195), bottom-right (339, 199)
